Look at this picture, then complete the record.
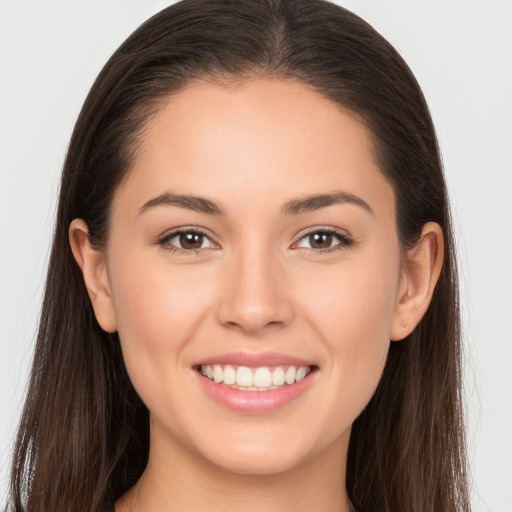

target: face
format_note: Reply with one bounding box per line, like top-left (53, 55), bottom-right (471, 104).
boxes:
top-left (102, 79), bottom-right (404, 475)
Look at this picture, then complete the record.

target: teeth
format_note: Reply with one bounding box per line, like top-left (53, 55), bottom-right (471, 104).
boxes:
top-left (236, 366), bottom-right (254, 387)
top-left (223, 365), bottom-right (236, 385)
top-left (213, 364), bottom-right (223, 383)
top-left (253, 367), bottom-right (272, 387)
top-left (200, 364), bottom-right (311, 390)
top-left (272, 366), bottom-right (285, 386)
top-left (285, 366), bottom-right (296, 385)
top-left (296, 366), bottom-right (307, 382)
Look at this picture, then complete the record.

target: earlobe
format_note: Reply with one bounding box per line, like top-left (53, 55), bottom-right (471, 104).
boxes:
top-left (69, 219), bottom-right (117, 333)
top-left (390, 222), bottom-right (444, 341)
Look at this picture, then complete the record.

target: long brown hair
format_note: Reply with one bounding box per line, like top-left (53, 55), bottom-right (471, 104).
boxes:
top-left (7, 1), bottom-right (470, 511)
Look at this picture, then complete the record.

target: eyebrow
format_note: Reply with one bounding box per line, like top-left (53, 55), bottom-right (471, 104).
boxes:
top-left (138, 189), bottom-right (373, 217)
top-left (281, 190), bottom-right (373, 216)
top-left (138, 192), bottom-right (225, 216)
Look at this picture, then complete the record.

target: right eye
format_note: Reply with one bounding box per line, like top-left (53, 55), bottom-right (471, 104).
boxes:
top-left (157, 228), bottom-right (218, 254)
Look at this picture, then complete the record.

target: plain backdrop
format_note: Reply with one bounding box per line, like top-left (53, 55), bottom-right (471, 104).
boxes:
top-left (1, 1), bottom-right (511, 510)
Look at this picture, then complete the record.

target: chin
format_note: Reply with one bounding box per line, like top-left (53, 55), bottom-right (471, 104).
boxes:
top-left (206, 448), bottom-right (308, 476)
top-left (190, 427), bottom-right (322, 476)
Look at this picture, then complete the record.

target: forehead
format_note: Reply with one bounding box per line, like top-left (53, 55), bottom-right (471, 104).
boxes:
top-left (117, 78), bottom-right (394, 220)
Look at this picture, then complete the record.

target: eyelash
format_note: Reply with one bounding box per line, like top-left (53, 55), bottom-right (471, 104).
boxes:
top-left (294, 228), bottom-right (354, 254)
top-left (156, 227), bottom-right (215, 256)
top-left (156, 227), bottom-right (354, 255)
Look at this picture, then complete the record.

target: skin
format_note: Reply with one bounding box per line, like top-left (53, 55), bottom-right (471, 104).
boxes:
top-left (70, 79), bottom-right (443, 512)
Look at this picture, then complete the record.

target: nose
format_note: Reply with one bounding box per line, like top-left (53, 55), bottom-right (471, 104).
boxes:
top-left (216, 243), bottom-right (294, 335)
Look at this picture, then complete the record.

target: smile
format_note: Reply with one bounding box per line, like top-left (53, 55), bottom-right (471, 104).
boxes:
top-left (199, 364), bottom-right (312, 391)
top-left (194, 356), bottom-right (318, 413)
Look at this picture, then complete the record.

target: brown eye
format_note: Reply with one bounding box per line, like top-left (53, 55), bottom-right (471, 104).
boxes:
top-left (295, 229), bottom-right (353, 252)
top-left (179, 232), bottom-right (204, 249)
top-left (161, 229), bottom-right (216, 252)
top-left (308, 232), bottom-right (333, 249)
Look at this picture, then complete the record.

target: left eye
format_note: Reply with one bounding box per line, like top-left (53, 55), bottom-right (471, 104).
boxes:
top-left (164, 231), bottom-right (216, 251)
top-left (295, 230), bottom-right (351, 250)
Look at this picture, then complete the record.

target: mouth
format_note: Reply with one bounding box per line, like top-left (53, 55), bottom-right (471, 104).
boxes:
top-left (197, 363), bottom-right (315, 391)
top-left (192, 352), bottom-right (318, 413)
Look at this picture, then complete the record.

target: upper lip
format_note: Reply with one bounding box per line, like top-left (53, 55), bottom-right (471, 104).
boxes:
top-left (192, 351), bottom-right (316, 368)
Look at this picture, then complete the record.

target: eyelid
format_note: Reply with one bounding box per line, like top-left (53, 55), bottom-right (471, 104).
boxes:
top-left (154, 225), bottom-right (353, 255)
top-left (156, 226), bottom-right (220, 253)
top-left (291, 226), bottom-right (354, 252)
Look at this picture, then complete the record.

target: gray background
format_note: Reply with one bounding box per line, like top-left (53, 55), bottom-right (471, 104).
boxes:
top-left (1, 1), bottom-right (511, 510)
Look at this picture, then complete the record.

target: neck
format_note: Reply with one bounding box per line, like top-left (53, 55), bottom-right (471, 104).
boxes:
top-left (117, 425), bottom-right (351, 512)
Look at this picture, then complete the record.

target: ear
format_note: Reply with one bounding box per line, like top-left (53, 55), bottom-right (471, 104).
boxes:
top-left (69, 219), bottom-right (117, 333)
top-left (390, 222), bottom-right (444, 341)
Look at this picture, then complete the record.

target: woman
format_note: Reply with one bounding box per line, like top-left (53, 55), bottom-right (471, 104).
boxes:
top-left (7, 0), bottom-right (471, 511)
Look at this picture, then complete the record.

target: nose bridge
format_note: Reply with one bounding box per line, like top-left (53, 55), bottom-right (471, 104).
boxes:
top-left (217, 236), bottom-right (293, 333)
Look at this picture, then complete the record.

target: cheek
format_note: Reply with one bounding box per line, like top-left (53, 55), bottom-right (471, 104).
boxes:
top-left (106, 251), bottom-right (216, 403)
top-left (297, 253), bottom-right (399, 413)
top-left (299, 252), bottom-right (399, 339)
top-left (109, 249), bottom-right (214, 343)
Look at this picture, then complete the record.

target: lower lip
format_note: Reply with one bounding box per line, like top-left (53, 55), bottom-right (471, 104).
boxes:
top-left (195, 369), bottom-right (316, 413)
